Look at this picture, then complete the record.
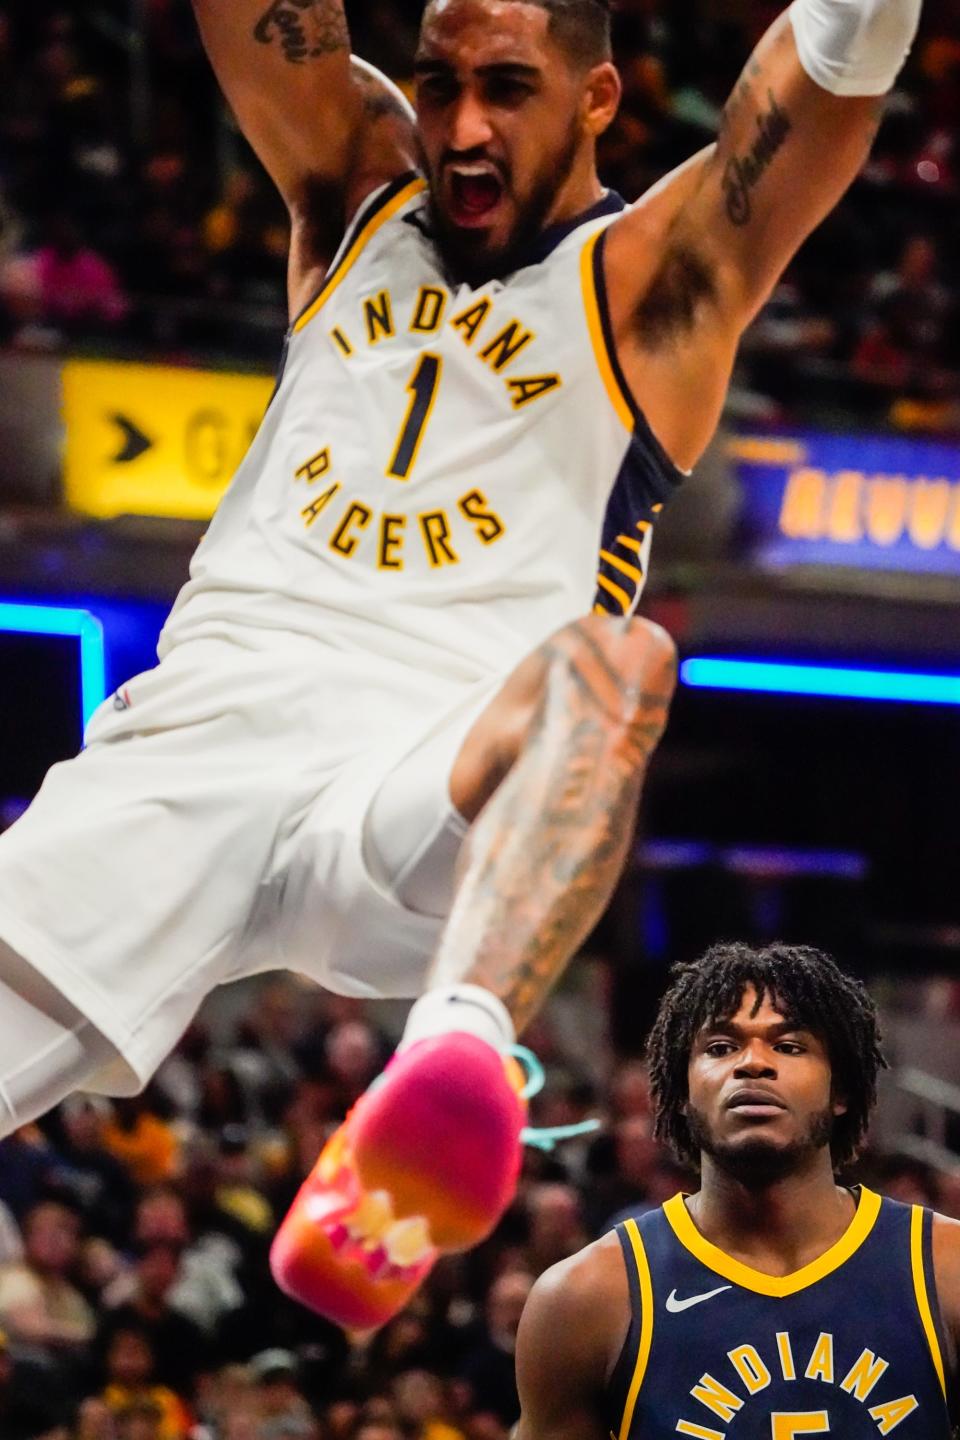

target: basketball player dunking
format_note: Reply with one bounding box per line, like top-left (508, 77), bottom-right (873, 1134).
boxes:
top-left (516, 944), bottom-right (960, 1439)
top-left (0, 0), bottom-right (923, 1327)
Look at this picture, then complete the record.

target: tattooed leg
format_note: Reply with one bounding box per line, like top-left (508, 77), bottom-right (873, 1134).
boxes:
top-left (430, 615), bottom-right (676, 1036)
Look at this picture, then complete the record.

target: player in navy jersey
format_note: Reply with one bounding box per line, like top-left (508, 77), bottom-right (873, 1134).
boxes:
top-left (516, 944), bottom-right (960, 1439)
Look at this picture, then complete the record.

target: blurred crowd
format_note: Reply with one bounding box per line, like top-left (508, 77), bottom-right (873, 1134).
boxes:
top-left (0, 965), bottom-right (956, 1440)
top-left (0, 1), bottom-right (958, 427)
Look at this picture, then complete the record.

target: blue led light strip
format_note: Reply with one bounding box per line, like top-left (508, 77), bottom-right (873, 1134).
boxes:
top-left (0, 602), bottom-right (106, 732)
top-left (680, 657), bottom-right (960, 707)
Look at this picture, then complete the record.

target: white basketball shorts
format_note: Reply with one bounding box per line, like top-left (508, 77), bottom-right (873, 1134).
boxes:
top-left (0, 632), bottom-right (500, 1096)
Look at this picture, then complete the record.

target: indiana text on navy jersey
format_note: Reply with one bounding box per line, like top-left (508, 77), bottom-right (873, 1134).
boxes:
top-left (607, 1187), bottom-right (955, 1439)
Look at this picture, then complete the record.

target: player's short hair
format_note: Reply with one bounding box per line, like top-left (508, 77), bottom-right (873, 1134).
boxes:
top-left (646, 942), bottom-right (886, 1170)
top-left (422, 0), bottom-right (613, 68)
top-left (535, 0), bottom-right (613, 66)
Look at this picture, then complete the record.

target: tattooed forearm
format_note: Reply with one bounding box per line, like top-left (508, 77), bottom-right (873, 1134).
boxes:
top-left (253, 0), bottom-right (348, 62)
top-left (722, 89), bottom-right (791, 226)
top-left (429, 619), bottom-right (676, 1035)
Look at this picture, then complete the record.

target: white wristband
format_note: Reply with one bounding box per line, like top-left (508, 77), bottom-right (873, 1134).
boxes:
top-left (400, 984), bottom-right (516, 1053)
top-left (789, 0), bottom-right (921, 97)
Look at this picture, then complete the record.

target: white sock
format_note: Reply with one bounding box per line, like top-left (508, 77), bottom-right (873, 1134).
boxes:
top-left (400, 984), bottom-right (515, 1053)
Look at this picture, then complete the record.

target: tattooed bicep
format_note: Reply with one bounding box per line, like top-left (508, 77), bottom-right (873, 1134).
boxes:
top-left (253, 0), bottom-right (349, 63)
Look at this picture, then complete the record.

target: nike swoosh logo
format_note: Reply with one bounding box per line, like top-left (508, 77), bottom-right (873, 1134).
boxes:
top-left (665, 1285), bottom-right (732, 1313)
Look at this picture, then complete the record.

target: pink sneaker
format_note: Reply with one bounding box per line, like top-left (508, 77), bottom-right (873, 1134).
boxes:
top-left (270, 1034), bottom-right (527, 1331)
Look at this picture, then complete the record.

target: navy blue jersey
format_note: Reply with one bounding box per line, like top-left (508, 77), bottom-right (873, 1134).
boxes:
top-left (607, 1187), bottom-right (954, 1439)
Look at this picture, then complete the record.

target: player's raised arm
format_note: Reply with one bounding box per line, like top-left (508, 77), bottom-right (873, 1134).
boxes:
top-left (189, 0), bottom-right (416, 216)
top-left (604, 0), bottom-right (922, 469)
top-left (514, 1241), bottom-right (626, 1440)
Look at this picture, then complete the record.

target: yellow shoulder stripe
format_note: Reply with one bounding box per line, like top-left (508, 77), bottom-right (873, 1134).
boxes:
top-left (618, 1218), bottom-right (654, 1440)
top-left (294, 177), bottom-right (427, 333)
top-left (580, 230), bottom-right (633, 434)
top-left (910, 1205), bottom-right (946, 1399)
top-left (663, 1187), bottom-right (882, 1298)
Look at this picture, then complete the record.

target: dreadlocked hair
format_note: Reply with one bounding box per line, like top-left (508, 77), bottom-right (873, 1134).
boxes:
top-left (645, 942), bottom-right (886, 1171)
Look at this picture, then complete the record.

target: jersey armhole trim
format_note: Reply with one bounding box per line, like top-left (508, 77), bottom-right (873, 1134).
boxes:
top-left (579, 228), bottom-right (692, 480)
top-left (617, 1217), bottom-right (654, 1440)
top-left (292, 173), bottom-right (427, 333)
top-left (911, 1204), bottom-right (947, 1400)
top-left (580, 228), bottom-right (633, 433)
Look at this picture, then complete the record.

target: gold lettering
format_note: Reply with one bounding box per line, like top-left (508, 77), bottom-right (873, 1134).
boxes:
top-left (419, 509), bottom-right (459, 568)
top-left (776, 1332), bottom-right (796, 1381)
top-left (908, 477), bottom-right (951, 550)
top-left (378, 512), bottom-right (406, 570)
top-left (947, 486), bottom-right (960, 551)
top-left (507, 374), bottom-right (561, 408)
top-left (185, 409), bottom-right (230, 484)
top-left (865, 476), bottom-right (908, 546)
top-left (330, 501), bottom-right (372, 556)
top-left (458, 488), bottom-right (505, 544)
top-left (480, 320), bottom-right (533, 371)
top-left (868, 1394), bottom-right (919, 1434)
top-left (295, 448), bottom-right (331, 483)
top-left (840, 1348), bottom-right (888, 1402)
top-left (330, 327), bottom-right (353, 356)
top-left (301, 481), bottom-right (341, 528)
top-left (410, 286), bottom-right (448, 334)
top-left (804, 1333), bottom-right (834, 1384)
top-left (779, 467), bottom-right (826, 539)
top-left (825, 470), bottom-right (863, 543)
top-left (676, 1425), bottom-right (724, 1439)
top-left (364, 290), bottom-right (395, 344)
top-left (727, 1345), bottom-right (770, 1395)
top-left (451, 297), bottom-right (491, 345)
top-left (689, 1374), bottom-right (742, 1423)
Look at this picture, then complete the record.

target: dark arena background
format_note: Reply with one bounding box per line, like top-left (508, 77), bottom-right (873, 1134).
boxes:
top-left (1, 2), bottom-right (960, 1437)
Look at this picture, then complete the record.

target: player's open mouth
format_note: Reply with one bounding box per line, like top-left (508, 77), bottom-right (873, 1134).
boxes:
top-left (305, 1134), bottom-right (436, 1281)
top-left (445, 162), bottom-right (506, 227)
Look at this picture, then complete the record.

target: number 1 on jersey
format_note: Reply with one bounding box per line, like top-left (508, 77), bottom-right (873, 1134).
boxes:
top-left (387, 353), bottom-right (443, 480)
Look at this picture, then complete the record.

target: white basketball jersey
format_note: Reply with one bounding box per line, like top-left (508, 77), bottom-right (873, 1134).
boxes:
top-left (160, 174), bottom-right (682, 686)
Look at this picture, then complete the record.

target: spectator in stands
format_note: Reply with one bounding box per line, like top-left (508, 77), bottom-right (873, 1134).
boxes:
top-left (98, 1231), bottom-right (210, 1398)
top-left (0, 1199), bottom-right (95, 1354)
top-left (128, 1186), bottom-right (243, 1338)
top-left (50, 1097), bottom-right (135, 1242)
top-left (101, 1096), bottom-right (179, 1189)
top-left (457, 1269), bottom-right (533, 1427)
top-left (523, 1184), bottom-right (588, 1274)
top-left (0, 1325), bottom-right (72, 1439)
top-left (0, 1125), bottom-right (60, 1222)
top-left (75, 1395), bottom-right (118, 1440)
top-left (100, 1324), bottom-right (191, 1440)
top-left (324, 1021), bottom-right (386, 1110)
top-left (249, 1349), bottom-right (314, 1433)
top-left (392, 1371), bottom-right (465, 1440)
top-left (0, 212), bottom-right (127, 341)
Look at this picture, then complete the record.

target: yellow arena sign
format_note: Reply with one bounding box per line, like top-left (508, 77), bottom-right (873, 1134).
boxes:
top-left (63, 359), bottom-right (274, 519)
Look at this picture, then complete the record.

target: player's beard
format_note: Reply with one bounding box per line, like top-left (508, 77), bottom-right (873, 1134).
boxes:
top-left (686, 1102), bottom-right (836, 1188)
top-left (420, 115), bottom-right (581, 288)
